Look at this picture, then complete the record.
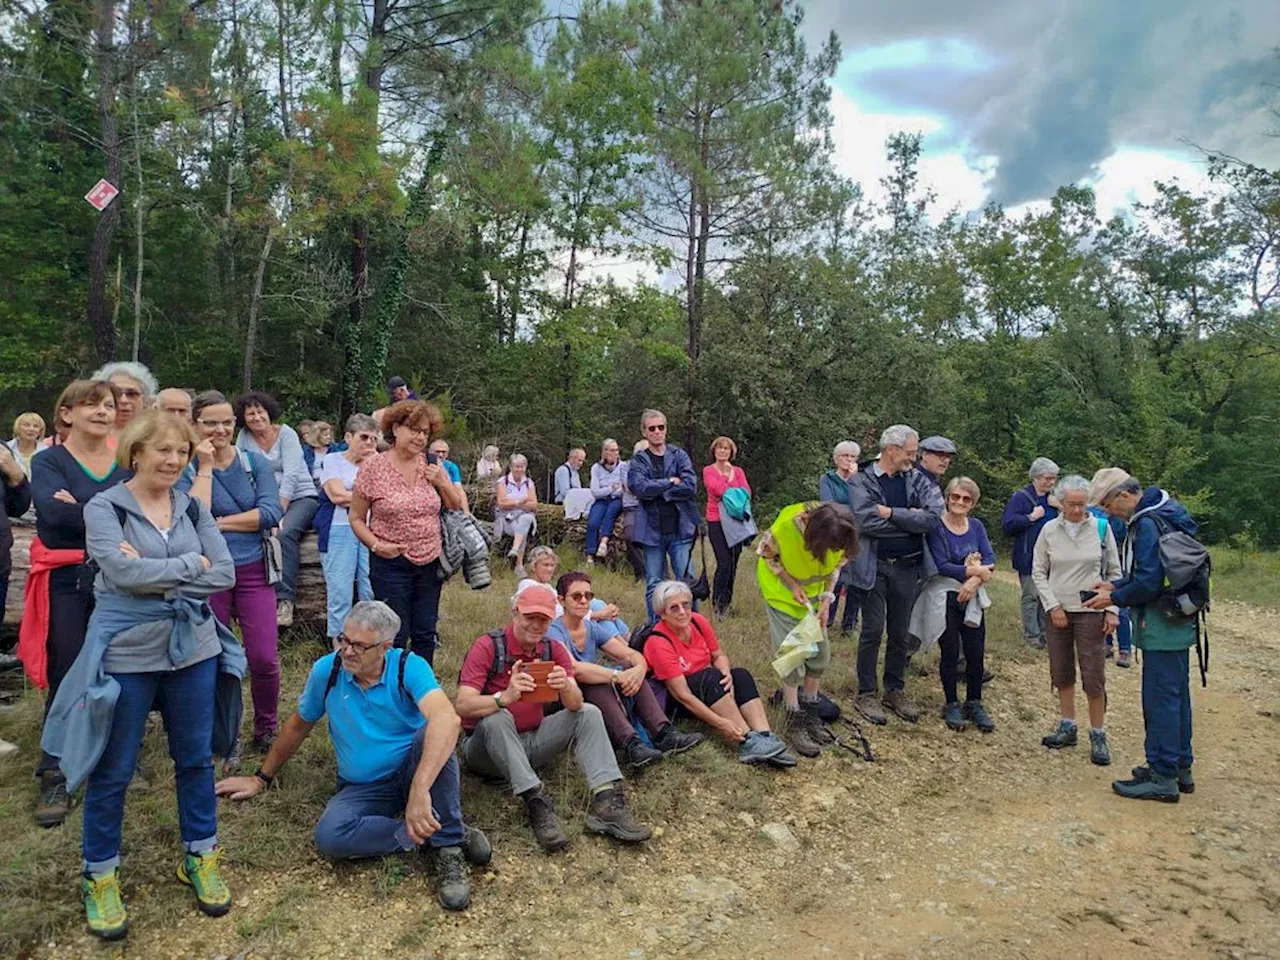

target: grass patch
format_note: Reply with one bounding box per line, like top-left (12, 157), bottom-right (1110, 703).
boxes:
top-left (1210, 546), bottom-right (1280, 609)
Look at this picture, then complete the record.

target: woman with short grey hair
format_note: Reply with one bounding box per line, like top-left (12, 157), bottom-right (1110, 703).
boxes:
top-left (1001, 456), bottom-right (1062, 649)
top-left (641, 581), bottom-right (795, 767)
top-left (820, 440), bottom-right (862, 635)
top-left (1031, 475), bottom-right (1120, 764)
top-left (91, 361), bottom-right (158, 438)
top-left (495, 453), bottom-right (537, 577)
top-left (318, 414), bottom-right (381, 644)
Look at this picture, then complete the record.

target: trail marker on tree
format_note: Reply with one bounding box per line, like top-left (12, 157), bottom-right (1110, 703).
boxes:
top-left (85, 179), bottom-right (119, 211)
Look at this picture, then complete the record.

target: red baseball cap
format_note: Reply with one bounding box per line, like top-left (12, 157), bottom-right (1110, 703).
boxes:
top-left (514, 583), bottom-right (557, 619)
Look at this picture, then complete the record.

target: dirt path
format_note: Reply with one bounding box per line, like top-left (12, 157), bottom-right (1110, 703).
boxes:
top-left (33, 599), bottom-right (1280, 960)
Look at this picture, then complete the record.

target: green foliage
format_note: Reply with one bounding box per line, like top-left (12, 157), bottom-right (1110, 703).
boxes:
top-left (0, 0), bottom-right (1277, 542)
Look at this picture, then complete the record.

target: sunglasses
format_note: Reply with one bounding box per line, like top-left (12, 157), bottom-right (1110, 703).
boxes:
top-left (566, 591), bottom-right (594, 602)
top-left (335, 634), bottom-right (382, 654)
top-left (665, 600), bottom-right (692, 612)
top-left (645, 424), bottom-right (667, 432)
top-left (948, 494), bottom-right (973, 504)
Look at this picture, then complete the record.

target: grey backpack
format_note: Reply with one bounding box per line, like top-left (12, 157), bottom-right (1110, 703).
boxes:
top-left (1130, 501), bottom-right (1211, 685)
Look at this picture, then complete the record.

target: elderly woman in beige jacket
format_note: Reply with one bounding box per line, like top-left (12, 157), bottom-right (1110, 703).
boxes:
top-left (1032, 475), bottom-right (1121, 766)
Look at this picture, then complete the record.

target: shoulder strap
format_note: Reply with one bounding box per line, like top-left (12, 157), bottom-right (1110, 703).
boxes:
top-left (322, 653), bottom-right (344, 701)
top-left (484, 628), bottom-right (509, 688)
top-left (237, 449), bottom-right (256, 488)
top-left (1096, 516), bottom-right (1107, 542)
top-left (398, 647), bottom-right (411, 702)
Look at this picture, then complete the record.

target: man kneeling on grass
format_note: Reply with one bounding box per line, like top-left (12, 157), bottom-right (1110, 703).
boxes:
top-left (215, 601), bottom-right (489, 911)
top-left (454, 583), bottom-right (653, 852)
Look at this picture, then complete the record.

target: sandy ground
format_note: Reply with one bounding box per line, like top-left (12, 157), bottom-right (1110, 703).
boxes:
top-left (16, 592), bottom-right (1280, 960)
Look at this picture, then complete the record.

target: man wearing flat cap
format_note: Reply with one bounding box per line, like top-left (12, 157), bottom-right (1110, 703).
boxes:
top-left (918, 436), bottom-right (956, 488)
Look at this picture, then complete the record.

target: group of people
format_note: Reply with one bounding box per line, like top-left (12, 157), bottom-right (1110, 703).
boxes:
top-left (1, 374), bottom-right (1206, 941)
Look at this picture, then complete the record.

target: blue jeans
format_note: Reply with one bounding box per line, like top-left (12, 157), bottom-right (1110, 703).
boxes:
top-left (82, 656), bottom-right (219, 873)
top-left (370, 554), bottom-right (443, 665)
top-left (644, 534), bottom-right (693, 621)
top-left (1142, 648), bottom-right (1194, 776)
top-left (1104, 608), bottom-right (1133, 654)
top-left (585, 498), bottom-right (625, 556)
top-left (313, 726), bottom-right (465, 857)
top-left (321, 524), bottom-right (373, 638)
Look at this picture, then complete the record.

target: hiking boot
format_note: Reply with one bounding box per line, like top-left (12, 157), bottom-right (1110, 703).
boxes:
top-left (523, 789), bottom-right (569, 852)
top-left (177, 847), bottom-right (232, 917)
top-left (431, 846), bottom-right (471, 911)
top-left (585, 787), bottom-right (652, 843)
top-left (36, 770), bottom-right (70, 827)
top-left (623, 737), bottom-right (664, 770)
top-left (1116, 650), bottom-right (1132, 668)
top-left (882, 689), bottom-right (919, 723)
top-left (1090, 729), bottom-right (1112, 766)
top-left (942, 702), bottom-right (966, 731)
top-left (1104, 644), bottom-right (1115, 660)
top-left (982, 667), bottom-right (995, 683)
top-left (252, 732), bottom-right (276, 756)
top-left (1026, 635), bottom-right (1047, 650)
top-left (83, 869), bottom-right (129, 940)
top-left (653, 725), bottom-right (704, 755)
top-left (461, 825), bottom-right (492, 866)
top-left (738, 730), bottom-right (787, 765)
top-left (808, 692), bottom-right (842, 723)
top-left (964, 700), bottom-right (995, 733)
top-left (782, 710), bottom-right (821, 758)
top-left (1130, 764), bottom-right (1195, 794)
top-left (855, 692), bottom-right (887, 726)
top-left (799, 705), bottom-right (836, 744)
top-left (1041, 720), bottom-right (1078, 749)
top-left (276, 600), bottom-right (294, 628)
top-left (1112, 770), bottom-right (1179, 803)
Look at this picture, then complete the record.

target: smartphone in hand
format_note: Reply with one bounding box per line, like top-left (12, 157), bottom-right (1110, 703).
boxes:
top-left (1079, 589), bottom-right (1098, 603)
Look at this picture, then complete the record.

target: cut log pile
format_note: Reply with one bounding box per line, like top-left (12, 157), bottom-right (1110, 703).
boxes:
top-left (3, 489), bottom-right (632, 628)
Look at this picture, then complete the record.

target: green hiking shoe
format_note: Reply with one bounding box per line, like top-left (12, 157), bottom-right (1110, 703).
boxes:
top-left (83, 869), bottom-right (129, 940)
top-left (1112, 770), bottom-right (1179, 803)
top-left (1130, 764), bottom-right (1195, 794)
top-left (177, 847), bottom-right (232, 916)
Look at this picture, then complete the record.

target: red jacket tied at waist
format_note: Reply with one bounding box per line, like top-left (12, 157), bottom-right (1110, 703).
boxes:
top-left (17, 537), bottom-right (86, 689)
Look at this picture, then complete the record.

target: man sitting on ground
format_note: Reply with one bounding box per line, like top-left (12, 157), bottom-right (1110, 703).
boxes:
top-left (454, 584), bottom-right (652, 852)
top-left (215, 601), bottom-right (489, 911)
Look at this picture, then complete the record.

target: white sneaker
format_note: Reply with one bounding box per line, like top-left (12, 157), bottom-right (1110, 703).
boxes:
top-left (595, 539), bottom-right (609, 558)
top-left (276, 600), bottom-right (294, 628)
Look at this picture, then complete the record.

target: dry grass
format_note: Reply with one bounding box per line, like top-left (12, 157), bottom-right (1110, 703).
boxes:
top-left (0, 550), bottom-right (1030, 955)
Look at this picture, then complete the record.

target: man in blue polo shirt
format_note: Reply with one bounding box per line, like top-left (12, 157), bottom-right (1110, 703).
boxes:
top-left (215, 601), bottom-right (489, 911)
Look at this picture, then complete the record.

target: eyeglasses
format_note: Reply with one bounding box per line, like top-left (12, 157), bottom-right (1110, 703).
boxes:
top-left (645, 424), bottom-right (666, 433)
top-left (566, 591), bottom-right (594, 602)
top-left (197, 419), bottom-right (236, 430)
top-left (117, 388), bottom-right (143, 400)
top-left (664, 601), bottom-right (692, 612)
top-left (948, 494), bottom-right (973, 504)
top-left (335, 634), bottom-right (382, 654)
top-left (398, 424), bottom-right (429, 436)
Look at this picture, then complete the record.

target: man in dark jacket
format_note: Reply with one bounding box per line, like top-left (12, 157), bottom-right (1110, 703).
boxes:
top-left (0, 443), bottom-right (32, 631)
top-left (1001, 457), bottom-right (1060, 649)
top-left (846, 425), bottom-right (944, 724)
top-left (627, 410), bottom-right (701, 622)
top-left (917, 436), bottom-right (956, 487)
top-left (1086, 469), bottom-right (1200, 802)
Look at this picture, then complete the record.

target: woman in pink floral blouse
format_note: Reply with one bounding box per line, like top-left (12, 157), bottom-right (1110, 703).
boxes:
top-left (349, 400), bottom-right (462, 665)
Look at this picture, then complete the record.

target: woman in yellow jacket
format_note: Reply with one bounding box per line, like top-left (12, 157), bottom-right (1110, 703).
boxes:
top-left (756, 502), bottom-right (860, 758)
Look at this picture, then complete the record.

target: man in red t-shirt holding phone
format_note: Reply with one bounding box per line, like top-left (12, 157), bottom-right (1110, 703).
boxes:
top-left (454, 584), bottom-right (652, 852)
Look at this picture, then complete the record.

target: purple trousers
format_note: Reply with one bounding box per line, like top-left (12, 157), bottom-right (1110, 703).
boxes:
top-left (209, 560), bottom-right (280, 740)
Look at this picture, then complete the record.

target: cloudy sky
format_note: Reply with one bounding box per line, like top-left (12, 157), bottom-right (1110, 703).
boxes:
top-left (803, 0), bottom-right (1280, 217)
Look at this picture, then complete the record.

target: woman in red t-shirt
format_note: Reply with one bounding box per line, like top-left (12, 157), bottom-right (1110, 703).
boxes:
top-left (643, 580), bottom-right (794, 768)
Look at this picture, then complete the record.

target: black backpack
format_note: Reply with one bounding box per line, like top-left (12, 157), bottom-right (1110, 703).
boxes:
top-left (461, 629), bottom-right (555, 690)
top-left (323, 647), bottom-right (418, 703)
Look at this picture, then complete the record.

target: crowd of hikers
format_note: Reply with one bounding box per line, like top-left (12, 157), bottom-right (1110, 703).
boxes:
top-left (0, 364), bottom-right (1211, 940)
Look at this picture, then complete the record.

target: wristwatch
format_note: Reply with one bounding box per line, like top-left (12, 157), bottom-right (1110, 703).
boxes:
top-left (493, 693), bottom-right (506, 711)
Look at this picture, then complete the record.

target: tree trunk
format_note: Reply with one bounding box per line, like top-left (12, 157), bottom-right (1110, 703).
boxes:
top-left (87, 0), bottom-right (121, 363)
top-left (243, 226), bottom-right (274, 390)
top-left (130, 63), bottom-right (144, 362)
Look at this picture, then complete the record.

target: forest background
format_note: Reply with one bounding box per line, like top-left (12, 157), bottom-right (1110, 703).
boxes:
top-left (2, 0), bottom-right (1279, 544)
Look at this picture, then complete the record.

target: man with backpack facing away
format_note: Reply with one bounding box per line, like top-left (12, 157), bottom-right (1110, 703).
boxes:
top-left (1086, 469), bottom-right (1206, 802)
top-left (214, 601), bottom-right (490, 911)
